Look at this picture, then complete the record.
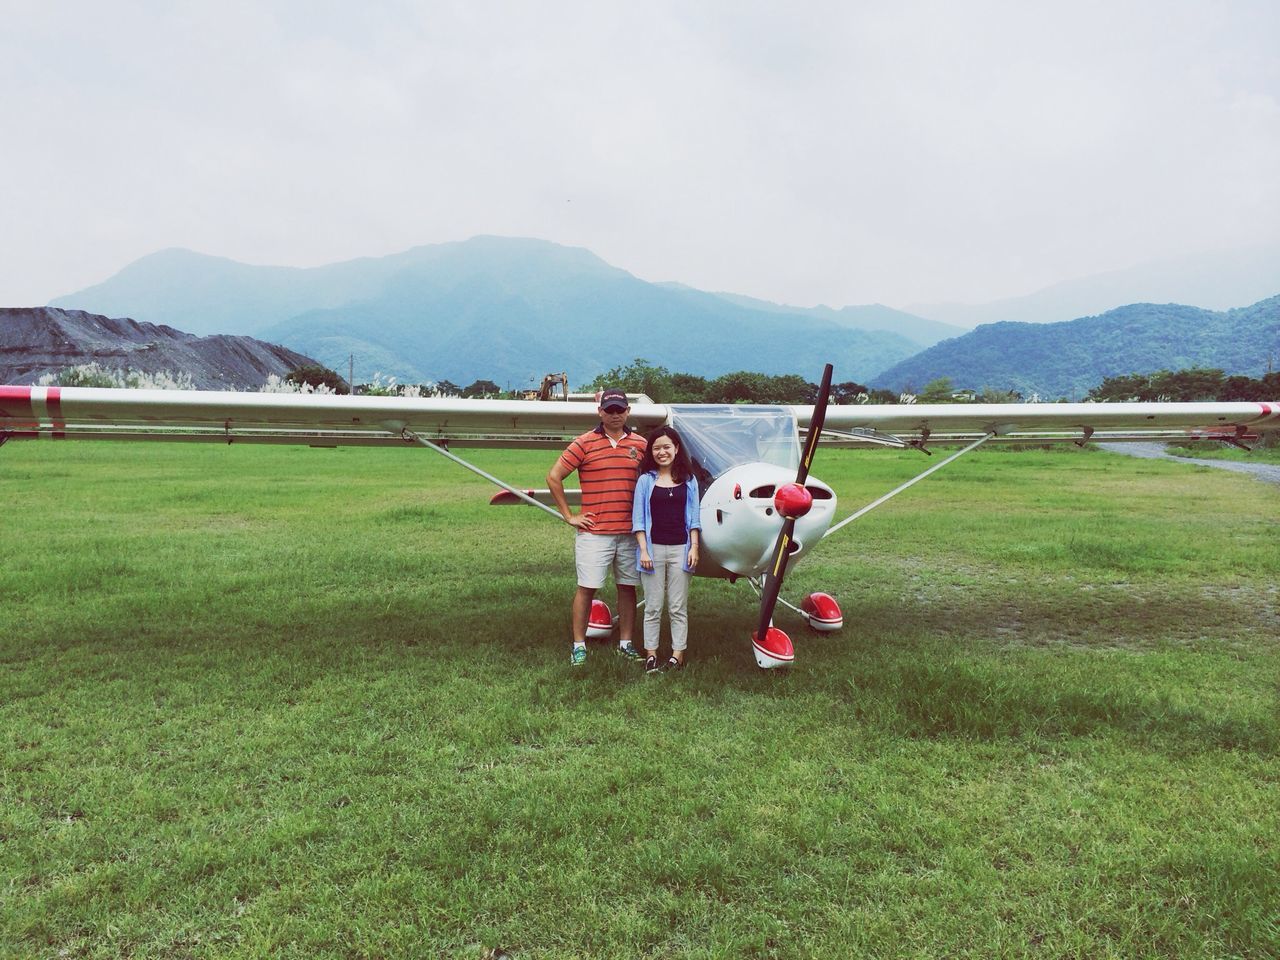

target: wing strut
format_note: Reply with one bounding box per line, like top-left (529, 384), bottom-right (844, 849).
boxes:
top-left (822, 433), bottom-right (994, 540)
top-left (403, 429), bottom-right (566, 522)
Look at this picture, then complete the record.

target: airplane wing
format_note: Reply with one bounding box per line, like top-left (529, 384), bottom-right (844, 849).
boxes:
top-left (0, 386), bottom-right (668, 448)
top-left (796, 400), bottom-right (1280, 446)
top-left (3, 386), bottom-right (1278, 450)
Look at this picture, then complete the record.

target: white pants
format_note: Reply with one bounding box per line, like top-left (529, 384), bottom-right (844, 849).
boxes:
top-left (643, 542), bottom-right (691, 652)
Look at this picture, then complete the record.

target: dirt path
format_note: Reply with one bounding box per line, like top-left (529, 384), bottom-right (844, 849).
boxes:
top-left (1099, 442), bottom-right (1280, 486)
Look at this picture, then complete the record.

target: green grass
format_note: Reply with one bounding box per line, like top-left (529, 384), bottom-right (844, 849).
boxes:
top-left (2, 442), bottom-right (1278, 959)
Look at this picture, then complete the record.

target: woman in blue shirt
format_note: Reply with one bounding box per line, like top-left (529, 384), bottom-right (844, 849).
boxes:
top-left (632, 426), bottom-right (702, 673)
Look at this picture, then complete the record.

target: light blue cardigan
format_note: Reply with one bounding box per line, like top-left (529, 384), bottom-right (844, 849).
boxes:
top-left (632, 470), bottom-right (702, 574)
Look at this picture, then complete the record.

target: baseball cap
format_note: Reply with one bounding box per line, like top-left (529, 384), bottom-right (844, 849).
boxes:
top-left (599, 388), bottom-right (629, 411)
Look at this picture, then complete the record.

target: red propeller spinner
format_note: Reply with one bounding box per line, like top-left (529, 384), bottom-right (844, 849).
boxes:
top-left (773, 482), bottom-right (813, 519)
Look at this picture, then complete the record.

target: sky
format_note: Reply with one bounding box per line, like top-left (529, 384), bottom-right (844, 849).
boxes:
top-left (2, 0), bottom-right (1277, 310)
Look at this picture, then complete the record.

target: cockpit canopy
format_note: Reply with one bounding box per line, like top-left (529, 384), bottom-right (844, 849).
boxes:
top-left (669, 405), bottom-right (800, 484)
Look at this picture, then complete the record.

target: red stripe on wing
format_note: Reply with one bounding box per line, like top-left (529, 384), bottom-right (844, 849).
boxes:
top-left (46, 386), bottom-right (66, 437)
top-left (0, 386), bottom-right (34, 420)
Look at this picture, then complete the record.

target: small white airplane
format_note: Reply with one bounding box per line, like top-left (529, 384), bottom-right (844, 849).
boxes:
top-left (3, 369), bottom-right (1278, 668)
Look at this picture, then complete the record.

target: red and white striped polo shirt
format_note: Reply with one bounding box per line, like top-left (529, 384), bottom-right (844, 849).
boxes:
top-left (557, 425), bottom-right (648, 534)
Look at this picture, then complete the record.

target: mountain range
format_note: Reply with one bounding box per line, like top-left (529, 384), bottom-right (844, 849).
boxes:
top-left (693, 290), bottom-right (963, 348)
top-left (35, 236), bottom-right (1280, 396)
top-left (873, 296), bottom-right (1280, 399)
top-left (50, 237), bottom-right (945, 387)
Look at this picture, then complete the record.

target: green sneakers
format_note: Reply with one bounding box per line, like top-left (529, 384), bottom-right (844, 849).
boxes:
top-left (616, 642), bottom-right (643, 661)
top-left (570, 646), bottom-right (587, 667)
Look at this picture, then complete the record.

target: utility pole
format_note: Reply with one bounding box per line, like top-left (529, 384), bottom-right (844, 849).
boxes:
top-left (349, 354), bottom-right (354, 395)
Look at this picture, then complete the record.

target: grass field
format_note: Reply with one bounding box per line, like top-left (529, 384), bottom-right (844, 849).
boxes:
top-left (2, 441), bottom-right (1277, 959)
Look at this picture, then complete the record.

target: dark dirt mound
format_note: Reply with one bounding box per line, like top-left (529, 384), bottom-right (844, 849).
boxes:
top-left (0, 307), bottom-right (318, 389)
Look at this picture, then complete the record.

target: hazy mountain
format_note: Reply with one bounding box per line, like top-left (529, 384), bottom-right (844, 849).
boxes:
top-left (0, 307), bottom-right (317, 389)
top-left (872, 295), bottom-right (1280, 400)
top-left (49, 246), bottom-right (470, 338)
top-left (52, 237), bottom-right (921, 386)
top-left (702, 290), bottom-right (963, 348)
top-left (906, 243), bottom-right (1280, 328)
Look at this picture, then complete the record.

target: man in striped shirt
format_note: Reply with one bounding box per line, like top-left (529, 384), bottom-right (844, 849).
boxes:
top-left (548, 388), bottom-right (649, 666)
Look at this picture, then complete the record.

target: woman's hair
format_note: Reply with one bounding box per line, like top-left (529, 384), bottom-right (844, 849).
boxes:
top-left (640, 425), bottom-right (694, 482)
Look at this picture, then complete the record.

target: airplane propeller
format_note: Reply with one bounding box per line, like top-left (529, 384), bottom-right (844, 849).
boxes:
top-left (752, 363), bottom-right (834, 669)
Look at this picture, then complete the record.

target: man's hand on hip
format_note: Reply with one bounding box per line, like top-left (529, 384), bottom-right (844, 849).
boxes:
top-left (567, 511), bottom-right (597, 530)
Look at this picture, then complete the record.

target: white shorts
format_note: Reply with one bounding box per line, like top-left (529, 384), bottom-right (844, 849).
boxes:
top-left (575, 531), bottom-right (639, 590)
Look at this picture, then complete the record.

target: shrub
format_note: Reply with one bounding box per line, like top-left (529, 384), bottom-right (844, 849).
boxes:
top-left (284, 364), bottom-right (349, 394)
top-left (36, 364), bottom-right (196, 390)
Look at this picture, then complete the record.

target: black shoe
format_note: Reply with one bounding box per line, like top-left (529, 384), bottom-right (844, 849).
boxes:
top-left (664, 656), bottom-right (684, 672)
top-left (644, 655), bottom-right (660, 674)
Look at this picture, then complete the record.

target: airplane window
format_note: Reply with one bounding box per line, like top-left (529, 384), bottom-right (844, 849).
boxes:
top-left (668, 405), bottom-right (801, 483)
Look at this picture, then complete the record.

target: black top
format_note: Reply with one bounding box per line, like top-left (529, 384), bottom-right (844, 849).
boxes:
top-left (649, 483), bottom-right (688, 545)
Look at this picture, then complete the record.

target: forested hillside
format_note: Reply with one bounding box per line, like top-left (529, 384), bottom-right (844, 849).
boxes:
top-left (873, 296), bottom-right (1280, 399)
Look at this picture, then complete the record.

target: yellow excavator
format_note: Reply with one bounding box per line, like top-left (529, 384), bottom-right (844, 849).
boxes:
top-left (521, 372), bottom-right (569, 401)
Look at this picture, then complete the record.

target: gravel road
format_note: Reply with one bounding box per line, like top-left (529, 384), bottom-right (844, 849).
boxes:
top-left (1098, 442), bottom-right (1280, 486)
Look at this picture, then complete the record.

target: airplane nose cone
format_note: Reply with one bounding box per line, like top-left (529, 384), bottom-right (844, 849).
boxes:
top-left (774, 482), bottom-right (813, 519)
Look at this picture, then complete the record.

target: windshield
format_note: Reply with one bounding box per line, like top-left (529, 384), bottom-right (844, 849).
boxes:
top-left (669, 405), bottom-right (800, 483)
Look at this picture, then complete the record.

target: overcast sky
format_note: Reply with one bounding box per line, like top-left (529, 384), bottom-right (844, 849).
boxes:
top-left (2, 0), bottom-right (1277, 310)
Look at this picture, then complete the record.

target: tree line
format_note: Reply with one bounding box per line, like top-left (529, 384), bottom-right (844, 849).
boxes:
top-left (283, 365), bottom-right (503, 398)
top-left (1084, 368), bottom-right (1280, 403)
top-left (587, 360), bottom-right (1280, 406)
top-left (287, 360), bottom-right (1280, 406)
top-left (582, 359), bottom-right (897, 404)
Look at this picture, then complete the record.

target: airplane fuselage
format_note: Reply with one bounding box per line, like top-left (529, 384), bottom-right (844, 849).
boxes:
top-left (693, 462), bottom-right (836, 579)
